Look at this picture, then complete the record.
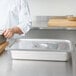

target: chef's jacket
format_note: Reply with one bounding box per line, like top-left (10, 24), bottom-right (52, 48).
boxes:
top-left (0, 0), bottom-right (32, 34)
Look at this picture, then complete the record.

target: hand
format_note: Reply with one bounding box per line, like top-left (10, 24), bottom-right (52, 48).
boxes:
top-left (3, 28), bottom-right (14, 39)
top-left (3, 27), bottom-right (23, 38)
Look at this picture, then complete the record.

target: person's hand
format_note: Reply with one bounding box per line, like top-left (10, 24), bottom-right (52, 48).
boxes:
top-left (3, 28), bottom-right (14, 39)
top-left (2, 27), bottom-right (23, 39)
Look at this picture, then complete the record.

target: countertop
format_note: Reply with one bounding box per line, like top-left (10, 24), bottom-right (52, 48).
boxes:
top-left (0, 38), bottom-right (73, 76)
top-left (0, 25), bottom-right (75, 76)
top-left (9, 19), bottom-right (76, 76)
top-left (25, 29), bottom-right (76, 44)
top-left (0, 50), bottom-right (72, 76)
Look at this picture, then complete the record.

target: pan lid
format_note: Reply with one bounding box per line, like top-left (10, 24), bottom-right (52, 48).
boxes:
top-left (0, 35), bottom-right (6, 44)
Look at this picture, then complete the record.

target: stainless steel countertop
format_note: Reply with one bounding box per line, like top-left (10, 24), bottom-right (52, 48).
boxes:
top-left (0, 26), bottom-right (75, 76)
top-left (72, 44), bottom-right (76, 76)
top-left (25, 29), bottom-right (76, 44)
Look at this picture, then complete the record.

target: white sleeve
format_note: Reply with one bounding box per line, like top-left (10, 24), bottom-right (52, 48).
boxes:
top-left (17, 0), bottom-right (32, 34)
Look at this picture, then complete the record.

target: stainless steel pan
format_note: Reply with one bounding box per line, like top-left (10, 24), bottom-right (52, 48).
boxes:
top-left (0, 30), bottom-right (6, 44)
top-left (0, 35), bottom-right (6, 44)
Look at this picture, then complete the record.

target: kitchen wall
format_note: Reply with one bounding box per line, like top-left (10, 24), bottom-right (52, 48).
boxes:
top-left (28, 0), bottom-right (76, 24)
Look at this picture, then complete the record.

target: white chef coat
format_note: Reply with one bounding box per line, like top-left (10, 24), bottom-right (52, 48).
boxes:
top-left (0, 0), bottom-right (32, 35)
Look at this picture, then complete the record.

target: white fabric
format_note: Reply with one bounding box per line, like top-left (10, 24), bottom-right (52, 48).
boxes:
top-left (0, 0), bottom-right (32, 34)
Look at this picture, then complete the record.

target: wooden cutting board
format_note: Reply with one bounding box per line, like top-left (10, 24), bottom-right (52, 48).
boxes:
top-left (48, 19), bottom-right (76, 27)
top-left (0, 42), bottom-right (9, 54)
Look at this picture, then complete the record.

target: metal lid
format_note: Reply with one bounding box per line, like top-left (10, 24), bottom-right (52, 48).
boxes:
top-left (0, 35), bottom-right (6, 44)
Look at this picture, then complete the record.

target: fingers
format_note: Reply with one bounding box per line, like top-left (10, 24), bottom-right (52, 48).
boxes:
top-left (4, 31), bottom-right (12, 38)
top-left (3, 29), bottom-right (14, 39)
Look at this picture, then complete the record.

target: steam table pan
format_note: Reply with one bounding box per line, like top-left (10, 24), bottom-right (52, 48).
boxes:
top-left (9, 39), bottom-right (72, 61)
